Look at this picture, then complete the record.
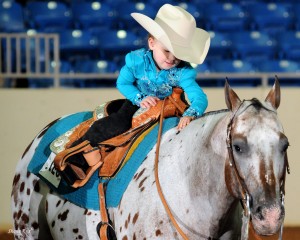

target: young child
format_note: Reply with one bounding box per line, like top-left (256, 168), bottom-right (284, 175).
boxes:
top-left (81, 3), bottom-right (210, 147)
top-left (57, 4), bottom-right (210, 185)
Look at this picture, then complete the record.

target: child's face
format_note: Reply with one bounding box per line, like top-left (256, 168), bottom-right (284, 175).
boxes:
top-left (148, 37), bottom-right (181, 70)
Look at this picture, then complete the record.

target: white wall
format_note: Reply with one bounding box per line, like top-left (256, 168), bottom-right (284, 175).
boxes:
top-left (1, 86), bottom-right (299, 228)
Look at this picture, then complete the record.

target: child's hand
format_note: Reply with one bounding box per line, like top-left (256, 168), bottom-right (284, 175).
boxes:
top-left (140, 96), bottom-right (160, 108)
top-left (177, 116), bottom-right (194, 130)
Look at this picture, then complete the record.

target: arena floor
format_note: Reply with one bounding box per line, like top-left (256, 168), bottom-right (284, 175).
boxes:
top-left (1, 227), bottom-right (299, 239)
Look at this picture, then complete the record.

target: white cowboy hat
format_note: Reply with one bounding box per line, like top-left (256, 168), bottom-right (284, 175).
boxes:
top-left (131, 4), bottom-right (210, 64)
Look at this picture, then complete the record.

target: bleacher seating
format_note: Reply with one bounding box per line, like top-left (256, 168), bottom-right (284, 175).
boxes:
top-left (59, 29), bottom-right (99, 61)
top-left (230, 31), bottom-right (277, 64)
top-left (210, 59), bottom-right (256, 73)
top-left (276, 31), bottom-right (300, 61)
top-left (73, 59), bottom-right (119, 87)
top-left (71, 2), bottom-right (115, 30)
top-left (96, 29), bottom-right (143, 64)
top-left (115, 2), bottom-right (156, 30)
top-left (0, 1), bottom-right (25, 32)
top-left (206, 31), bottom-right (232, 61)
top-left (203, 2), bottom-right (247, 32)
top-left (25, 1), bottom-right (73, 32)
top-left (1, 0), bottom-right (300, 87)
top-left (28, 60), bottom-right (76, 88)
top-left (74, 59), bottom-right (119, 74)
top-left (256, 59), bottom-right (300, 73)
top-left (177, 2), bottom-right (204, 24)
top-left (245, 2), bottom-right (294, 36)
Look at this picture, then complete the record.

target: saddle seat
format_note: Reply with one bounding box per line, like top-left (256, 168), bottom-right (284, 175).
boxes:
top-left (53, 87), bottom-right (187, 188)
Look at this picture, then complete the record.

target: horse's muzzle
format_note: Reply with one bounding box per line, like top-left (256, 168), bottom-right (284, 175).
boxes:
top-left (251, 202), bottom-right (285, 236)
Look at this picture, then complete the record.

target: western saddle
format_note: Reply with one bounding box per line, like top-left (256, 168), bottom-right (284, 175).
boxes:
top-left (53, 87), bottom-right (188, 239)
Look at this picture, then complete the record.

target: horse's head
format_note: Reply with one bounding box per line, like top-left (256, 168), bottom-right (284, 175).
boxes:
top-left (224, 78), bottom-right (289, 236)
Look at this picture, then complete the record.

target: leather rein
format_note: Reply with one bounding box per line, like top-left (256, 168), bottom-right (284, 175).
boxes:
top-left (154, 97), bottom-right (217, 240)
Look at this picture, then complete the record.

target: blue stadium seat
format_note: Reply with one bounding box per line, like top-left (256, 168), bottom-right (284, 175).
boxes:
top-left (115, 2), bottom-right (156, 30)
top-left (25, 1), bottom-right (72, 32)
top-left (203, 2), bottom-right (247, 32)
top-left (206, 31), bottom-right (232, 61)
top-left (0, 1), bottom-right (25, 32)
top-left (256, 60), bottom-right (300, 73)
top-left (74, 59), bottom-right (119, 74)
top-left (71, 2), bottom-right (115, 30)
top-left (193, 62), bottom-right (211, 74)
top-left (74, 59), bottom-right (119, 87)
top-left (177, 2), bottom-right (204, 23)
top-left (59, 29), bottom-right (99, 61)
top-left (211, 59), bottom-right (256, 73)
top-left (230, 31), bottom-right (277, 64)
top-left (276, 31), bottom-right (300, 61)
top-left (97, 29), bottom-right (142, 61)
top-left (148, 0), bottom-right (176, 9)
top-left (28, 60), bottom-right (76, 88)
top-left (293, 3), bottom-right (300, 30)
top-left (256, 59), bottom-right (300, 86)
top-left (246, 3), bottom-right (293, 36)
top-left (209, 59), bottom-right (259, 87)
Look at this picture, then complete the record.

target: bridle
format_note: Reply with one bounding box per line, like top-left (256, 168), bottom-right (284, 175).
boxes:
top-left (225, 99), bottom-right (290, 240)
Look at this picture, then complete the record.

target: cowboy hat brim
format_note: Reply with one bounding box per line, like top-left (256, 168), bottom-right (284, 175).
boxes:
top-left (131, 12), bottom-right (210, 64)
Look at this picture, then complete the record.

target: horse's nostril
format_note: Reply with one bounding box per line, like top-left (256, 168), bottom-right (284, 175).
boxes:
top-left (256, 206), bottom-right (264, 220)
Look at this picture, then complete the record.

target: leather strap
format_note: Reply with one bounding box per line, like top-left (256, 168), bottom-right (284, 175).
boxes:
top-left (98, 182), bottom-right (109, 240)
top-left (154, 98), bottom-right (189, 240)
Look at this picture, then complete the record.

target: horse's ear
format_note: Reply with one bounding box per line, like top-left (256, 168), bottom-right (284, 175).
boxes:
top-left (265, 76), bottom-right (281, 109)
top-left (225, 79), bottom-right (241, 112)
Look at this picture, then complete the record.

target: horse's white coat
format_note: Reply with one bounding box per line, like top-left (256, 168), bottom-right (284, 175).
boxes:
top-left (11, 84), bottom-right (288, 239)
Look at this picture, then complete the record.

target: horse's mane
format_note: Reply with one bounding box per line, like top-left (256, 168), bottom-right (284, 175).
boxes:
top-left (199, 109), bottom-right (229, 119)
top-left (250, 98), bottom-right (264, 110)
top-left (199, 98), bottom-right (265, 120)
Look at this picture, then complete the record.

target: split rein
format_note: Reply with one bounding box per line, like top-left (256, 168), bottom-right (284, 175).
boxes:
top-left (154, 97), bottom-right (217, 240)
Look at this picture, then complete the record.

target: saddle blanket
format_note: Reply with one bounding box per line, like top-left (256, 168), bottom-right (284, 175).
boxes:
top-left (28, 111), bottom-right (179, 210)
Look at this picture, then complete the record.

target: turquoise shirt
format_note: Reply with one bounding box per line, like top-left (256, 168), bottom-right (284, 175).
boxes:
top-left (116, 48), bottom-right (208, 117)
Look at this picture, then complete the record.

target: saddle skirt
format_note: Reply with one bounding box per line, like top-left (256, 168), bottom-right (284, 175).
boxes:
top-left (27, 111), bottom-right (179, 209)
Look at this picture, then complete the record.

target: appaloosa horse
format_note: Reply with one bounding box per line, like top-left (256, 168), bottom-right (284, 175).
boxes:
top-left (11, 79), bottom-right (289, 240)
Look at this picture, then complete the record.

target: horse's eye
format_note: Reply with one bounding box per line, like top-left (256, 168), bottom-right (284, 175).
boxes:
top-left (282, 142), bottom-right (289, 153)
top-left (233, 145), bottom-right (242, 152)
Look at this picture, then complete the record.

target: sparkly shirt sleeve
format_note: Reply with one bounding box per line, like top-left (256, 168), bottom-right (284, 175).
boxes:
top-left (179, 67), bottom-right (208, 117)
top-left (116, 52), bottom-right (144, 106)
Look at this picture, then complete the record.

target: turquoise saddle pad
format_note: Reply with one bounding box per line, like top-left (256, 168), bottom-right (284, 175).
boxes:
top-left (28, 111), bottom-right (178, 210)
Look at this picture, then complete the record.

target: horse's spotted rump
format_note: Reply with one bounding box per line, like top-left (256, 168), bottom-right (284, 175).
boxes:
top-left (31, 221), bottom-right (39, 230)
top-left (56, 200), bottom-right (61, 207)
top-left (156, 229), bottom-right (162, 236)
top-left (132, 212), bottom-right (139, 224)
top-left (134, 168), bottom-right (146, 181)
top-left (33, 181), bottom-right (40, 192)
top-left (138, 177), bottom-right (147, 191)
top-left (12, 174), bottom-right (20, 186)
top-left (20, 182), bottom-right (25, 192)
top-left (58, 209), bottom-right (69, 221)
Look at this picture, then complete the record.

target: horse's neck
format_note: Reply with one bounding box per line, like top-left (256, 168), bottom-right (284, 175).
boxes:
top-left (159, 112), bottom-right (235, 237)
